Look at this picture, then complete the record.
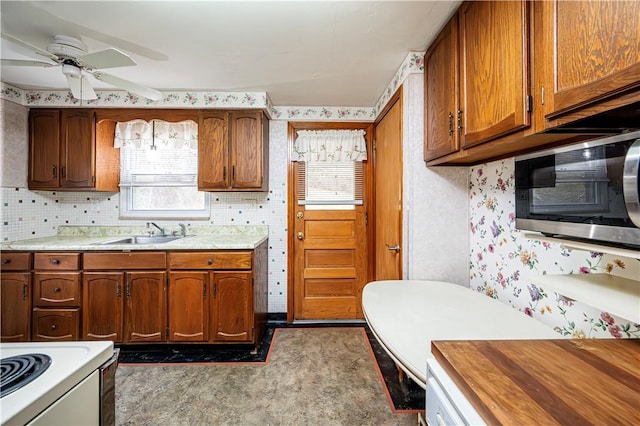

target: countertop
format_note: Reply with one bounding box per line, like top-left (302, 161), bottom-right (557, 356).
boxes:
top-left (1, 225), bottom-right (268, 251)
top-left (361, 280), bottom-right (562, 388)
top-left (432, 339), bottom-right (640, 425)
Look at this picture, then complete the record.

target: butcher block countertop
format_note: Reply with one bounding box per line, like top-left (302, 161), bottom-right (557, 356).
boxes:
top-left (431, 339), bottom-right (640, 425)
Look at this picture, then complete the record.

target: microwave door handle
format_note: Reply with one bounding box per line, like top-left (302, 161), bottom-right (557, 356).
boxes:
top-left (623, 138), bottom-right (640, 228)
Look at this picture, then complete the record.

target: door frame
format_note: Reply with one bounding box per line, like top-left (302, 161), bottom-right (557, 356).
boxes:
top-left (287, 121), bottom-right (375, 323)
top-left (372, 87), bottom-right (403, 280)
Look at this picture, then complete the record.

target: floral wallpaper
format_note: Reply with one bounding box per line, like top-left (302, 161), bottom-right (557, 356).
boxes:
top-left (469, 158), bottom-right (640, 339)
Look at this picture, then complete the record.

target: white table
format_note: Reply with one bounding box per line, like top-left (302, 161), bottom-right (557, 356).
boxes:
top-left (362, 280), bottom-right (562, 388)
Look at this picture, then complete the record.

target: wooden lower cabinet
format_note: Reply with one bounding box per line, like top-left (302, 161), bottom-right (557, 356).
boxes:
top-left (0, 272), bottom-right (32, 342)
top-left (83, 272), bottom-right (124, 341)
top-left (125, 272), bottom-right (166, 343)
top-left (82, 271), bottom-right (166, 343)
top-left (168, 272), bottom-right (209, 342)
top-left (212, 272), bottom-right (253, 343)
top-left (32, 308), bottom-right (79, 341)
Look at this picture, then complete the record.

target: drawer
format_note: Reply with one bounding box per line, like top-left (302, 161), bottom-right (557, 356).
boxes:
top-left (169, 252), bottom-right (252, 270)
top-left (1, 252), bottom-right (32, 270)
top-left (84, 252), bottom-right (167, 270)
top-left (32, 308), bottom-right (80, 341)
top-left (33, 272), bottom-right (81, 307)
top-left (34, 253), bottom-right (81, 270)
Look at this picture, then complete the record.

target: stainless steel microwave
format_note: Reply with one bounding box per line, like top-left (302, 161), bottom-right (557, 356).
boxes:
top-left (515, 130), bottom-right (640, 249)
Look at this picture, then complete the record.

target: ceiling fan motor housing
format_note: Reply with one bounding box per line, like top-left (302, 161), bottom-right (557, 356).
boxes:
top-left (47, 35), bottom-right (88, 62)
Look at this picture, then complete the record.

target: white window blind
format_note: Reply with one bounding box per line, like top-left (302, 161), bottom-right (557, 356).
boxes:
top-left (297, 161), bottom-right (364, 206)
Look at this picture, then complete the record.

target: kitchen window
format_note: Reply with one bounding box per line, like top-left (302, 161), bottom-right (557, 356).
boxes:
top-left (115, 119), bottom-right (209, 219)
top-left (292, 129), bottom-right (367, 210)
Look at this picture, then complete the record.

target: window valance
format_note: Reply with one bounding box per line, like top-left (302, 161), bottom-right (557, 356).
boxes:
top-left (114, 119), bottom-right (198, 149)
top-left (292, 129), bottom-right (367, 162)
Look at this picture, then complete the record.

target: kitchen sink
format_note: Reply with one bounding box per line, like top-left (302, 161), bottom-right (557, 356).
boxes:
top-left (94, 235), bottom-right (184, 245)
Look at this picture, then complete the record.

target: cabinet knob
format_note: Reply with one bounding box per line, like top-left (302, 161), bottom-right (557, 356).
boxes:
top-left (2, 259), bottom-right (10, 264)
top-left (207, 259), bottom-right (213, 265)
top-left (53, 287), bottom-right (61, 293)
top-left (51, 259), bottom-right (60, 265)
top-left (51, 324), bottom-right (57, 330)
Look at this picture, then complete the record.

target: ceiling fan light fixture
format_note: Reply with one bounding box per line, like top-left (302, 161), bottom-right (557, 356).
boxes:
top-left (61, 63), bottom-right (81, 77)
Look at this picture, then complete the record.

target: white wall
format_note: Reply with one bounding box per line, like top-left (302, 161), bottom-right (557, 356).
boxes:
top-left (401, 74), bottom-right (469, 286)
top-left (0, 99), bottom-right (28, 187)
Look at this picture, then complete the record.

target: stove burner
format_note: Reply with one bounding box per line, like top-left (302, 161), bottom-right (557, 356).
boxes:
top-left (1, 354), bottom-right (52, 398)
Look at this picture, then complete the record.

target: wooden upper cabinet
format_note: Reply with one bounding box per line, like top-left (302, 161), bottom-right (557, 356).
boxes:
top-left (29, 109), bottom-right (99, 191)
top-left (541, 0), bottom-right (640, 122)
top-left (60, 109), bottom-right (95, 188)
top-left (424, 16), bottom-right (459, 162)
top-left (230, 111), bottom-right (267, 190)
top-left (29, 109), bottom-right (60, 189)
top-left (458, 0), bottom-right (530, 148)
top-left (198, 110), bottom-right (269, 191)
top-left (198, 111), bottom-right (229, 189)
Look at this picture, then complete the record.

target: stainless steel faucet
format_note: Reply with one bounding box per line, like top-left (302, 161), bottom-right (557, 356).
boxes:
top-left (147, 222), bottom-right (165, 235)
top-left (178, 223), bottom-right (187, 237)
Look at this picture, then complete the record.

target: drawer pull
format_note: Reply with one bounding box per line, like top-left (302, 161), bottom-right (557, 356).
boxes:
top-left (207, 259), bottom-right (213, 265)
top-left (53, 287), bottom-right (61, 293)
top-left (2, 259), bottom-right (10, 264)
top-left (51, 259), bottom-right (60, 265)
top-left (22, 284), bottom-right (28, 300)
top-left (51, 324), bottom-right (57, 330)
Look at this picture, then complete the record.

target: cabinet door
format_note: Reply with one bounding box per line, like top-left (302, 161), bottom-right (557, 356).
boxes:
top-left (542, 0), bottom-right (640, 119)
top-left (230, 112), bottom-right (263, 189)
top-left (29, 109), bottom-right (60, 189)
top-left (32, 308), bottom-right (79, 341)
top-left (60, 109), bottom-right (95, 189)
top-left (33, 272), bottom-right (81, 307)
top-left (211, 272), bottom-right (253, 342)
top-left (168, 272), bottom-right (209, 342)
top-left (0, 273), bottom-right (31, 342)
top-left (125, 271), bottom-right (166, 342)
top-left (424, 16), bottom-right (459, 161)
top-left (83, 272), bottom-right (124, 342)
top-left (198, 111), bottom-right (229, 189)
top-left (459, 0), bottom-right (530, 148)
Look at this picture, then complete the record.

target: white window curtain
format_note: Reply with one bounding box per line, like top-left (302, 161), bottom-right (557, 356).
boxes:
top-left (292, 129), bottom-right (367, 162)
top-left (114, 119), bottom-right (198, 149)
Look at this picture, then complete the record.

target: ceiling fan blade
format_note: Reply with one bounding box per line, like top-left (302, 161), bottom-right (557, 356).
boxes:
top-left (1, 59), bottom-right (57, 68)
top-left (92, 71), bottom-right (162, 101)
top-left (77, 48), bottom-right (136, 70)
top-left (1, 33), bottom-right (60, 62)
top-left (65, 73), bottom-right (97, 100)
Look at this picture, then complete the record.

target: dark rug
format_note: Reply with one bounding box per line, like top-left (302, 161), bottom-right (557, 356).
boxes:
top-left (116, 324), bottom-right (424, 412)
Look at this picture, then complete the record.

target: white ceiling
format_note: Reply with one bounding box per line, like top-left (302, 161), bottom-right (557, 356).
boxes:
top-left (0, 1), bottom-right (460, 107)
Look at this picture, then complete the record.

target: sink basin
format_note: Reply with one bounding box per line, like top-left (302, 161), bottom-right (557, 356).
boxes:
top-left (95, 235), bottom-right (184, 245)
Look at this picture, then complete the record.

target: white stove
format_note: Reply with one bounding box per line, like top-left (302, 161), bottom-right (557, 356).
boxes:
top-left (0, 341), bottom-right (115, 426)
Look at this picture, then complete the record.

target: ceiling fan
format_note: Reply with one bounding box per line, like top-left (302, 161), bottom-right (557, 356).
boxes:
top-left (1, 33), bottom-right (162, 101)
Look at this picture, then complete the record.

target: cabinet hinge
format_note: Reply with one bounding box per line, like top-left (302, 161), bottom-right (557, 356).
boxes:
top-left (365, 212), bottom-right (368, 226)
top-left (526, 95), bottom-right (533, 113)
top-left (372, 139), bottom-right (376, 152)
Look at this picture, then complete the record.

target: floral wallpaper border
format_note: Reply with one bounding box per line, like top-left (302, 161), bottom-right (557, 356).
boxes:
top-left (1, 51), bottom-right (424, 122)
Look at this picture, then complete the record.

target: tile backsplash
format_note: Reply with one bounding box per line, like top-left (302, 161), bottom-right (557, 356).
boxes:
top-left (469, 158), bottom-right (639, 338)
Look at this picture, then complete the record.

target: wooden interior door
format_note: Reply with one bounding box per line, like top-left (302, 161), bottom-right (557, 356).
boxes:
top-left (293, 208), bottom-right (367, 320)
top-left (374, 95), bottom-right (403, 281)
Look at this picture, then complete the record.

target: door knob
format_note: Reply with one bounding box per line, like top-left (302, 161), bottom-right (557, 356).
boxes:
top-left (385, 244), bottom-right (400, 253)
top-left (297, 232), bottom-right (304, 240)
